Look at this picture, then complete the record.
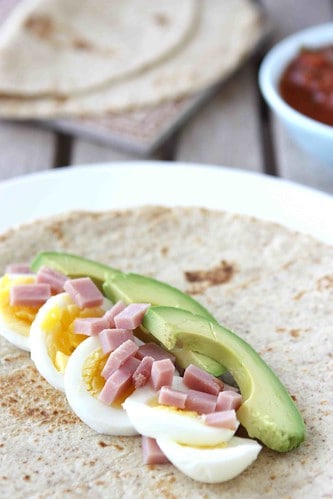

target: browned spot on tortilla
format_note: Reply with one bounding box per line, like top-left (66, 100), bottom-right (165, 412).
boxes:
top-left (23, 475), bottom-right (31, 481)
top-left (185, 260), bottom-right (235, 285)
top-left (154, 13), bottom-right (170, 26)
top-left (293, 290), bottom-right (306, 300)
top-left (98, 441), bottom-right (107, 448)
top-left (317, 274), bottom-right (333, 291)
top-left (49, 222), bottom-right (65, 242)
top-left (0, 365), bottom-right (78, 426)
top-left (72, 38), bottom-right (93, 50)
top-left (185, 260), bottom-right (235, 294)
top-left (276, 327), bottom-right (286, 333)
top-left (290, 329), bottom-right (300, 338)
top-left (160, 246), bottom-right (169, 256)
top-left (24, 15), bottom-right (54, 39)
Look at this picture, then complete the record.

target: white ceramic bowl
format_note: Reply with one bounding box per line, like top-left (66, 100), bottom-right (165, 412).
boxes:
top-left (259, 23), bottom-right (333, 165)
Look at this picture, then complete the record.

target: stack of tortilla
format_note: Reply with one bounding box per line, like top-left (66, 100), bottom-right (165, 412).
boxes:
top-left (0, 206), bottom-right (332, 497)
top-left (0, 0), bottom-right (264, 118)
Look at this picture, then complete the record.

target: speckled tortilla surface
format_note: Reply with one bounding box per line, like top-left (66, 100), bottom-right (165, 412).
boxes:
top-left (0, 206), bottom-right (332, 498)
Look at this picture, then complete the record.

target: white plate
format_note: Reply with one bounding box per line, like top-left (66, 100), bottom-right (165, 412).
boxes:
top-left (1, 161), bottom-right (333, 244)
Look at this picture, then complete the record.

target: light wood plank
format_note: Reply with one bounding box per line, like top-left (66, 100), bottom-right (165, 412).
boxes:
top-left (0, 122), bottom-right (54, 180)
top-left (71, 139), bottom-right (135, 166)
top-left (175, 65), bottom-right (263, 171)
top-left (260, 0), bottom-right (333, 190)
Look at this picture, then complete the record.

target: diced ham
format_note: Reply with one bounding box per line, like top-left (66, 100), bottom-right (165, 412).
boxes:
top-left (73, 316), bottom-right (110, 336)
top-left (64, 277), bottom-right (104, 308)
top-left (132, 356), bottom-right (154, 389)
top-left (5, 263), bottom-right (32, 274)
top-left (223, 383), bottom-right (240, 393)
top-left (98, 356), bottom-right (140, 405)
top-left (98, 328), bottom-right (134, 354)
top-left (183, 364), bottom-right (222, 395)
top-left (9, 283), bottom-right (51, 307)
top-left (150, 358), bottom-right (175, 391)
top-left (202, 409), bottom-right (239, 430)
top-left (136, 342), bottom-right (176, 364)
top-left (36, 265), bottom-right (68, 293)
top-left (185, 389), bottom-right (217, 414)
top-left (101, 339), bottom-right (139, 380)
top-left (103, 301), bottom-right (127, 328)
top-left (216, 390), bottom-right (243, 411)
top-left (114, 303), bottom-right (150, 329)
top-left (158, 386), bottom-right (187, 409)
top-left (141, 436), bottom-right (169, 465)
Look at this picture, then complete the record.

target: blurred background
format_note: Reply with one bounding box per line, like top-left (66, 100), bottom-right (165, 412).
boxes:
top-left (0, 0), bottom-right (332, 194)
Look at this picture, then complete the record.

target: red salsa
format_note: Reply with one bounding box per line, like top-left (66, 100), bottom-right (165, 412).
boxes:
top-left (279, 45), bottom-right (333, 126)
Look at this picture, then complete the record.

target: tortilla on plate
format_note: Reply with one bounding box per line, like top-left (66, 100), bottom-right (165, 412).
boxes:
top-left (0, 206), bottom-right (332, 498)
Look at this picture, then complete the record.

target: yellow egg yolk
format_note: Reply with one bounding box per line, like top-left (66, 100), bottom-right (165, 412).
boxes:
top-left (41, 303), bottom-right (105, 372)
top-left (82, 347), bottom-right (135, 406)
top-left (0, 274), bottom-right (39, 337)
top-left (82, 347), bottom-right (108, 397)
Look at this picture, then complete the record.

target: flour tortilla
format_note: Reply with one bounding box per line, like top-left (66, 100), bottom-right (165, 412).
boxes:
top-left (0, 0), bottom-right (198, 96)
top-left (0, 0), bottom-right (264, 118)
top-left (0, 206), bottom-right (332, 498)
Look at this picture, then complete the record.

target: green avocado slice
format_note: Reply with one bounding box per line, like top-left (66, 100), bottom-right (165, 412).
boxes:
top-left (142, 306), bottom-right (306, 452)
top-left (103, 272), bottom-right (216, 320)
top-left (103, 272), bottom-right (227, 375)
top-left (31, 252), bottom-right (226, 375)
top-left (31, 251), bottom-right (121, 291)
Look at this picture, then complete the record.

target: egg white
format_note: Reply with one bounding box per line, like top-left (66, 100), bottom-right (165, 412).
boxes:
top-left (30, 292), bottom-right (111, 392)
top-left (64, 336), bottom-right (137, 436)
top-left (122, 376), bottom-right (237, 446)
top-left (156, 436), bottom-right (262, 483)
top-left (0, 273), bottom-right (37, 351)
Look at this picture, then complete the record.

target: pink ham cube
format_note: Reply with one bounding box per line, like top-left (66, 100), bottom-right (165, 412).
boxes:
top-left (9, 283), bottom-right (51, 307)
top-left (98, 328), bottom-right (134, 354)
top-left (150, 358), bottom-right (175, 391)
top-left (132, 356), bottom-right (154, 389)
top-left (158, 386), bottom-right (188, 409)
top-left (216, 390), bottom-right (243, 411)
top-left (185, 389), bottom-right (217, 414)
top-left (136, 342), bottom-right (176, 363)
top-left (202, 409), bottom-right (239, 430)
top-left (73, 316), bottom-right (110, 336)
top-left (101, 339), bottom-right (139, 380)
top-left (103, 301), bottom-right (127, 328)
top-left (98, 356), bottom-right (140, 405)
top-left (142, 436), bottom-right (169, 465)
top-left (5, 263), bottom-right (32, 274)
top-left (64, 277), bottom-right (104, 308)
top-left (36, 265), bottom-right (68, 293)
top-left (183, 364), bottom-right (222, 395)
top-left (114, 303), bottom-right (150, 329)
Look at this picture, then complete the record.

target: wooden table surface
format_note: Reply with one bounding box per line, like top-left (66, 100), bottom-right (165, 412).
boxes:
top-left (0, 0), bottom-right (333, 194)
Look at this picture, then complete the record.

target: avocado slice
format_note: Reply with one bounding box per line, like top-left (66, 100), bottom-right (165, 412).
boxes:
top-left (103, 272), bottom-right (226, 375)
top-left (103, 272), bottom-right (216, 320)
top-left (31, 251), bottom-right (121, 290)
top-left (142, 306), bottom-right (306, 452)
top-left (31, 252), bottom-right (226, 375)
top-left (171, 349), bottom-right (226, 377)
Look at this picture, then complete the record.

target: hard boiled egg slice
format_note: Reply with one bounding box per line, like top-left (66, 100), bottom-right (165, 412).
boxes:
top-left (123, 376), bottom-right (237, 446)
top-left (156, 436), bottom-right (262, 483)
top-left (30, 292), bottom-right (111, 392)
top-left (0, 273), bottom-right (38, 351)
top-left (64, 336), bottom-right (137, 436)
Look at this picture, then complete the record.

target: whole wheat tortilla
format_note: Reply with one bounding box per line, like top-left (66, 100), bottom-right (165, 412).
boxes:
top-left (0, 0), bottom-right (198, 96)
top-left (0, 206), bottom-right (332, 498)
top-left (0, 0), bottom-right (263, 118)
